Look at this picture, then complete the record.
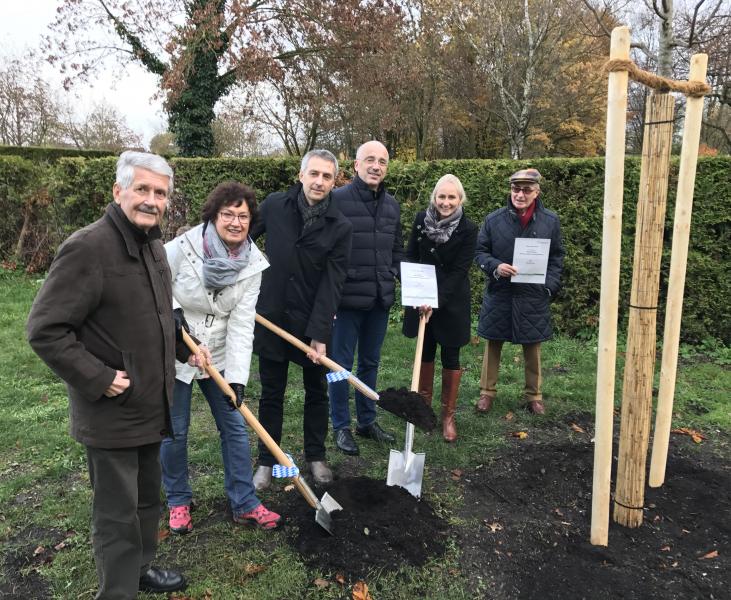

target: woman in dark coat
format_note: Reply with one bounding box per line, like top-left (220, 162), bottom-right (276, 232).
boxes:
top-left (403, 174), bottom-right (478, 442)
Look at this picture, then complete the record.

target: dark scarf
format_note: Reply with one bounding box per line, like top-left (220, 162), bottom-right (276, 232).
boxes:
top-left (423, 204), bottom-right (463, 244)
top-left (297, 190), bottom-right (330, 230)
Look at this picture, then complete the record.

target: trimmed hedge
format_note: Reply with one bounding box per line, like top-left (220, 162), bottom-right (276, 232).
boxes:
top-left (0, 145), bottom-right (117, 162)
top-left (1, 155), bottom-right (729, 343)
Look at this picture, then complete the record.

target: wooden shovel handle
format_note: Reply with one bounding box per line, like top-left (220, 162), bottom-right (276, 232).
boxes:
top-left (181, 330), bottom-right (318, 509)
top-left (255, 313), bottom-right (379, 401)
top-left (409, 314), bottom-right (427, 392)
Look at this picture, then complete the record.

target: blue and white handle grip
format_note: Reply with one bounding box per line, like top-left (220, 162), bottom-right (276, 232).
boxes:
top-left (255, 313), bottom-right (380, 401)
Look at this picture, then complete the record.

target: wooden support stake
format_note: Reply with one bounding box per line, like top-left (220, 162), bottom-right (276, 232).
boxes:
top-left (590, 25), bottom-right (630, 547)
top-left (649, 54), bottom-right (709, 488)
top-left (613, 92), bottom-right (675, 528)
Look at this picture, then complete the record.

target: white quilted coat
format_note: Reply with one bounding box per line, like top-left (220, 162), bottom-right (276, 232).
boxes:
top-left (165, 223), bottom-right (269, 385)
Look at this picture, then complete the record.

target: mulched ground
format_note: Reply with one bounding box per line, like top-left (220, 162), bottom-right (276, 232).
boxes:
top-left (454, 415), bottom-right (730, 599)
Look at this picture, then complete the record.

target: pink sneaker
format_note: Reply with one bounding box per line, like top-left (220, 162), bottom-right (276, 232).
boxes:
top-left (169, 505), bottom-right (192, 534)
top-left (233, 504), bottom-right (281, 530)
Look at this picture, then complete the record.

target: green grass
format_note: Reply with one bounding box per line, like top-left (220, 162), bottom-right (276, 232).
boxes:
top-left (1, 268), bottom-right (729, 598)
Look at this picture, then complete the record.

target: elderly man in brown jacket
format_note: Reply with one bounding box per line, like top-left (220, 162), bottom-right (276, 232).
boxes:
top-left (27, 151), bottom-right (201, 599)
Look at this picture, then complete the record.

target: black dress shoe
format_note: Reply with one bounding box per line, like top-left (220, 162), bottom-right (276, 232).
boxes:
top-left (334, 428), bottom-right (360, 455)
top-left (139, 566), bottom-right (187, 593)
top-left (356, 421), bottom-right (395, 444)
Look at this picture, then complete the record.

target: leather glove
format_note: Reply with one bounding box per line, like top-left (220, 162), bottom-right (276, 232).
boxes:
top-left (228, 383), bottom-right (245, 409)
top-left (173, 308), bottom-right (190, 342)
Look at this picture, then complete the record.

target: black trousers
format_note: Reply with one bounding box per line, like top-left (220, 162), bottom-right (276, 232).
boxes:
top-left (257, 356), bottom-right (329, 466)
top-left (86, 442), bottom-right (162, 600)
top-left (421, 323), bottom-right (461, 370)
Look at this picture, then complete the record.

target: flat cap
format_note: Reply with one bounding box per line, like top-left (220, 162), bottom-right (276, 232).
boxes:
top-left (509, 168), bottom-right (542, 184)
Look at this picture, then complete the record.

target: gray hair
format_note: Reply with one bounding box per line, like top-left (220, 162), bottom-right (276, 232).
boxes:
top-left (300, 149), bottom-right (339, 177)
top-left (116, 151), bottom-right (174, 194)
top-left (430, 174), bottom-right (466, 205)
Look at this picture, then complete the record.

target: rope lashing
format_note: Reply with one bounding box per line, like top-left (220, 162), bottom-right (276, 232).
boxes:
top-left (603, 59), bottom-right (711, 97)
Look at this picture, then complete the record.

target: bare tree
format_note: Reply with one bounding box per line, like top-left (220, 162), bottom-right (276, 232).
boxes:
top-left (61, 102), bottom-right (142, 151)
top-left (0, 57), bottom-right (63, 146)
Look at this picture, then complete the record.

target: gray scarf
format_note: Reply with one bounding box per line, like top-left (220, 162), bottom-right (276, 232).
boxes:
top-left (423, 204), bottom-right (463, 244)
top-left (297, 190), bottom-right (330, 230)
top-left (201, 223), bottom-right (251, 290)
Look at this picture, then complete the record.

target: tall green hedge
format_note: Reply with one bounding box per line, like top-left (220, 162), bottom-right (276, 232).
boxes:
top-left (1, 155), bottom-right (729, 343)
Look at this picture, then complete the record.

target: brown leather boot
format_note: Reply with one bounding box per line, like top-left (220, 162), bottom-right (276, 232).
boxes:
top-left (418, 362), bottom-right (435, 406)
top-left (440, 368), bottom-right (462, 443)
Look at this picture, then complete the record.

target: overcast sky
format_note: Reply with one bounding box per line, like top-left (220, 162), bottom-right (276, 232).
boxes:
top-left (1, 1), bottom-right (165, 145)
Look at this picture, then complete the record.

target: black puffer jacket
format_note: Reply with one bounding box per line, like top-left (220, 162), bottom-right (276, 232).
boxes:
top-left (332, 175), bottom-right (404, 310)
top-left (475, 195), bottom-right (564, 343)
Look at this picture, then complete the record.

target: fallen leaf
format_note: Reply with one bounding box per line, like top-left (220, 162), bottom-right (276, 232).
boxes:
top-left (335, 573), bottom-right (346, 585)
top-left (203, 590), bottom-right (213, 600)
top-left (158, 529), bottom-right (170, 542)
top-left (169, 594), bottom-right (194, 600)
top-left (243, 563), bottom-right (267, 576)
top-left (53, 541), bottom-right (67, 551)
top-left (33, 546), bottom-right (45, 556)
top-left (284, 484), bottom-right (295, 492)
top-left (511, 431), bottom-right (529, 440)
top-left (352, 580), bottom-right (372, 600)
top-left (699, 550), bottom-right (718, 560)
top-left (504, 411), bottom-right (514, 421)
top-left (484, 521), bottom-right (503, 533)
top-left (670, 428), bottom-right (707, 444)
top-left (450, 468), bottom-right (463, 480)
top-left (671, 561), bottom-right (679, 567)
top-left (553, 508), bottom-right (564, 517)
top-left (570, 423), bottom-right (586, 434)
top-left (513, 355), bottom-right (521, 364)
top-left (660, 545), bottom-right (671, 552)
top-left (313, 577), bottom-right (329, 589)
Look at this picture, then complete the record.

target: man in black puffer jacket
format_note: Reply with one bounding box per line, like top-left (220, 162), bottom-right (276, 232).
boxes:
top-left (328, 140), bottom-right (404, 456)
top-left (474, 168), bottom-right (565, 415)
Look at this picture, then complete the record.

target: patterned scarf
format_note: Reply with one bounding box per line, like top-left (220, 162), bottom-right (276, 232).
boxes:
top-left (297, 190), bottom-right (330, 230)
top-left (201, 222), bottom-right (251, 290)
top-left (423, 204), bottom-right (463, 244)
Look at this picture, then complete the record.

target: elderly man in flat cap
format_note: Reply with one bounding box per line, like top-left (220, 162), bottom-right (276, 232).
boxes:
top-left (474, 168), bottom-right (565, 415)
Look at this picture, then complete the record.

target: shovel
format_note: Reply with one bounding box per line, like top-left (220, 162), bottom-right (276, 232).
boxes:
top-left (255, 314), bottom-right (436, 432)
top-left (181, 330), bottom-right (342, 535)
top-left (386, 313), bottom-right (427, 498)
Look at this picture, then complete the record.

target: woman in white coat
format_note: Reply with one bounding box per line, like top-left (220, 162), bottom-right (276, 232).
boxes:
top-left (162, 182), bottom-right (281, 533)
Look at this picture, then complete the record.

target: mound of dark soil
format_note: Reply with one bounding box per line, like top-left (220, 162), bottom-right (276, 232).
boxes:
top-left (456, 431), bottom-right (730, 599)
top-left (378, 387), bottom-right (437, 432)
top-left (284, 476), bottom-right (448, 579)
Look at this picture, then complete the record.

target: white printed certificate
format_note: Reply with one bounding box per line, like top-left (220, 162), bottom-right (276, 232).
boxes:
top-left (511, 238), bottom-right (551, 284)
top-left (400, 262), bottom-right (439, 308)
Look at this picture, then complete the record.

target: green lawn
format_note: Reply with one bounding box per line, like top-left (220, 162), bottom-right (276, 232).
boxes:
top-left (1, 268), bottom-right (728, 599)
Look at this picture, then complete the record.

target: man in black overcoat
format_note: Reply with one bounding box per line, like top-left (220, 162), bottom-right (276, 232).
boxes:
top-left (251, 149), bottom-right (352, 489)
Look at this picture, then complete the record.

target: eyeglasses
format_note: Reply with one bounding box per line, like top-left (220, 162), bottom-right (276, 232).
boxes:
top-left (218, 210), bottom-right (250, 224)
top-left (511, 185), bottom-right (537, 195)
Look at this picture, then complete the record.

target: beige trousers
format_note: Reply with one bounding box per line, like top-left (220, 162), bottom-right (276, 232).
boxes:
top-left (479, 340), bottom-right (542, 401)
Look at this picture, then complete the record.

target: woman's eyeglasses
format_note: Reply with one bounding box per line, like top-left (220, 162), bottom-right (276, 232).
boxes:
top-left (218, 211), bottom-right (250, 224)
